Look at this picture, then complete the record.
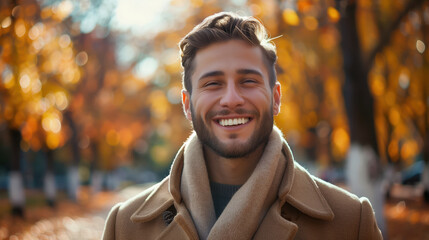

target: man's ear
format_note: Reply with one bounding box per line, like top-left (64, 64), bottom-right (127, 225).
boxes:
top-left (182, 90), bottom-right (192, 121)
top-left (273, 82), bottom-right (281, 116)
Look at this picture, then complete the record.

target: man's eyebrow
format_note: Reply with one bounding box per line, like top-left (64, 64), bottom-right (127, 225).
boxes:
top-left (236, 69), bottom-right (263, 77)
top-left (199, 71), bottom-right (224, 81)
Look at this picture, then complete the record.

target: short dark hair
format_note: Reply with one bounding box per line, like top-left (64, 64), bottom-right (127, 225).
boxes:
top-left (179, 12), bottom-right (277, 94)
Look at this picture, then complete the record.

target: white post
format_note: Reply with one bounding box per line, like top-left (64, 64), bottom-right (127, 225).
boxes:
top-left (44, 171), bottom-right (56, 205)
top-left (9, 171), bottom-right (25, 214)
top-left (67, 166), bottom-right (80, 201)
top-left (345, 144), bottom-right (386, 237)
top-left (91, 170), bottom-right (103, 194)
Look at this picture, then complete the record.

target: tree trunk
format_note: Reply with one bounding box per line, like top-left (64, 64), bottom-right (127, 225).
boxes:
top-left (336, 0), bottom-right (386, 236)
top-left (8, 128), bottom-right (25, 217)
top-left (44, 149), bottom-right (56, 207)
top-left (90, 140), bottom-right (104, 194)
top-left (64, 110), bottom-right (81, 201)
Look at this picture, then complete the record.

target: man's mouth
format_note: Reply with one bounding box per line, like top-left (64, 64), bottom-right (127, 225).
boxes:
top-left (218, 118), bottom-right (250, 127)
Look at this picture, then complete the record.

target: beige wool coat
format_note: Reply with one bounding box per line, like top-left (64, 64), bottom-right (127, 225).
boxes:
top-left (102, 133), bottom-right (382, 240)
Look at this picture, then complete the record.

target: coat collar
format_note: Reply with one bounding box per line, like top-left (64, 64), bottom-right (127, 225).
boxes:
top-left (278, 140), bottom-right (334, 221)
top-left (130, 137), bottom-right (334, 235)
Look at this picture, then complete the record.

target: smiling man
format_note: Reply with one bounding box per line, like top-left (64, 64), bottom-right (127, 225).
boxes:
top-left (102, 12), bottom-right (382, 240)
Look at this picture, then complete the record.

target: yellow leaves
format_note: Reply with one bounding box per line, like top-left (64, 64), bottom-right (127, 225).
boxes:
top-left (325, 76), bottom-right (341, 99)
top-left (416, 40), bottom-right (425, 54)
top-left (388, 140), bottom-right (399, 162)
top-left (104, 123), bottom-right (140, 149)
top-left (21, 116), bottom-right (39, 149)
top-left (1, 17), bottom-right (12, 29)
top-left (46, 132), bottom-right (61, 149)
top-left (319, 28), bottom-right (338, 51)
top-left (190, 0), bottom-right (203, 8)
top-left (400, 139), bottom-right (419, 165)
top-left (106, 129), bottom-right (120, 146)
top-left (357, 8), bottom-right (379, 52)
top-left (59, 34), bottom-right (71, 48)
top-left (149, 90), bottom-right (170, 121)
top-left (75, 51), bottom-right (88, 66)
top-left (54, 91), bottom-right (69, 110)
top-left (150, 144), bottom-right (171, 166)
top-left (19, 74), bottom-right (31, 92)
top-left (14, 19), bottom-right (26, 37)
top-left (28, 23), bottom-right (44, 40)
top-left (327, 7), bottom-right (340, 23)
top-left (388, 135), bottom-right (420, 165)
top-left (283, 9), bottom-right (300, 26)
top-left (305, 111), bottom-right (318, 127)
top-left (413, 100), bottom-right (425, 116)
top-left (118, 128), bottom-right (133, 147)
top-left (370, 73), bottom-right (386, 97)
top-left (388, 107), bottom-right (401, 126)
top-left (40, 109), bottom-right (66, 150)
top-left (42, 111), bottom-right (62, 133)
top-left (52, 0), bottom-right (74, 21)
top-left (303, 16), bottom-right (318, 31)
top-left (297, 0), bottom-right (313, 13)
top-left (2, 70), bottom-right (15, 89)
top-left (249, 4), bottom-right (262, 16)
top-left (331, 127), bottom-right (350, 158)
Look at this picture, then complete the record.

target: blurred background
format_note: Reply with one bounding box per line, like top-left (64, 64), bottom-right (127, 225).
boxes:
top-left (0, 0), bottom-right (428, 239)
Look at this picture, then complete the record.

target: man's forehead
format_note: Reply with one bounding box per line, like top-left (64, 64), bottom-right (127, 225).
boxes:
top-left (191, 40), bottom-right (267, 80)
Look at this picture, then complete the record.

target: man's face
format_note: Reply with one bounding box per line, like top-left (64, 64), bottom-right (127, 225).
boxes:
top-left (182, 40), bottom-right (281, 158)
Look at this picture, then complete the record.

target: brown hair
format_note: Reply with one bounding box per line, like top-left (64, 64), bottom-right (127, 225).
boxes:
top-left (179, 12), bottom-right (277, 94)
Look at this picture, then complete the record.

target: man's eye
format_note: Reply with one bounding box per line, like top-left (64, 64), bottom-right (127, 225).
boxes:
top-left (242, 79), bottom-right (257, 84)
top-left (204, 81), bottom-right (220, 87)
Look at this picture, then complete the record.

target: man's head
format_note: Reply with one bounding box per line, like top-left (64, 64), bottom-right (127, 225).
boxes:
top-left (180, 12), bottom-right (281, 158)
top-left (179, 12), bottom-right (277, 94)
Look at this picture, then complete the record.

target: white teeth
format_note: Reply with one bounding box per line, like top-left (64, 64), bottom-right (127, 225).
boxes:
top-left (219, 118), bottom-right (249, 127)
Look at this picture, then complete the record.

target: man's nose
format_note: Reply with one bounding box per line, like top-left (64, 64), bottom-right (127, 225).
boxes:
top-left (219, 83), bottom-right (245, 108)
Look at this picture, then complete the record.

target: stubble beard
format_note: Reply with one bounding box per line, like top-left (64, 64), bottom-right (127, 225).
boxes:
top-left (190, 103), bottom-right (274, 158)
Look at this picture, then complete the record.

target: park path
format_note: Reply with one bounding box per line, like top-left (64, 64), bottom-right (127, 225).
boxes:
top-left (0, 185), bottom-right (149, 240)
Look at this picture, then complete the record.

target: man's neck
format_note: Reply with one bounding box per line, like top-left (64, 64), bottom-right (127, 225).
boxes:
top-left (203, 144), bottom-right (266, 185)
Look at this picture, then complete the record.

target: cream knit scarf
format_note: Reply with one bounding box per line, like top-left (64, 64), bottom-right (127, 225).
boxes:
top-left (180, 127), bottom-right (286, 240)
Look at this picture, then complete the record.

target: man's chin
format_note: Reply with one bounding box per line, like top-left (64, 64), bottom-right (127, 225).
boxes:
top-left (206, 141), bottom-right (256, 159)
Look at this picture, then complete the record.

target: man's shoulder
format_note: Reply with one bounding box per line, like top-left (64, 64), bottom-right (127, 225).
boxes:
top-left (312, 175), bottom-right (361, 204)
top-left (113, 177), bottom-right (171, 220)
top-left (306, 168), bottom-right (378, 229)
top-left (102, 177), bottom-right (173, 239)
top-left (286, 164), bottom-right (382, 239)
top-left (294, 163), bottom-right (362, 205)
top-left (290, 162), bottom-right (368, 220)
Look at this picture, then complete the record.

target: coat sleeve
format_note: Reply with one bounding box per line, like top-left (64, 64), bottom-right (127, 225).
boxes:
top-left (102, 203), bottom-right (122, 240)
top-left (358, 197), bottom-right (383, 240)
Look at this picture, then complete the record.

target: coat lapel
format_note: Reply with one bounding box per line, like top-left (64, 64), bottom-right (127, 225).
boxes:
top-left (279, 140), bottom-right (334, 221)
top-left (283, 163), bottom-right (334, 221)
top-left (253, 141), bottom-right (334, 239)
top-left (130, 176), bottom-right (199, 240)
top-left (253, 201), bottom-right (298, 240)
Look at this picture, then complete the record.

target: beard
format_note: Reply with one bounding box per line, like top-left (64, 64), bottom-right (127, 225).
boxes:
top-left (190, 103), bottom-right (274, 158)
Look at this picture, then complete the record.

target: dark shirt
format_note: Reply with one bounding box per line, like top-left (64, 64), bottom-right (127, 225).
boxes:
top-left (210, 181), bottom-right (242, 218)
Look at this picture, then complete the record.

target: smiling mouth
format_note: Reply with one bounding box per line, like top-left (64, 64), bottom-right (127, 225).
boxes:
top-left (218, 118), bottom-right (250, 127)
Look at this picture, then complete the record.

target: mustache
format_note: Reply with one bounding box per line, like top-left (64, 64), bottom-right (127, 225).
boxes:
top-left (206, 108), bottom-right (259, 119)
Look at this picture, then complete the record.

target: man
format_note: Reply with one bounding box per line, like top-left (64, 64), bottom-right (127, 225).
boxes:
top-left (102, 12), bottom-right (382, 239)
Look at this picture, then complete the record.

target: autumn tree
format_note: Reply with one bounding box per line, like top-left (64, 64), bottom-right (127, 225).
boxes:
top-left (0, 0), bottom-right (81, 214)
